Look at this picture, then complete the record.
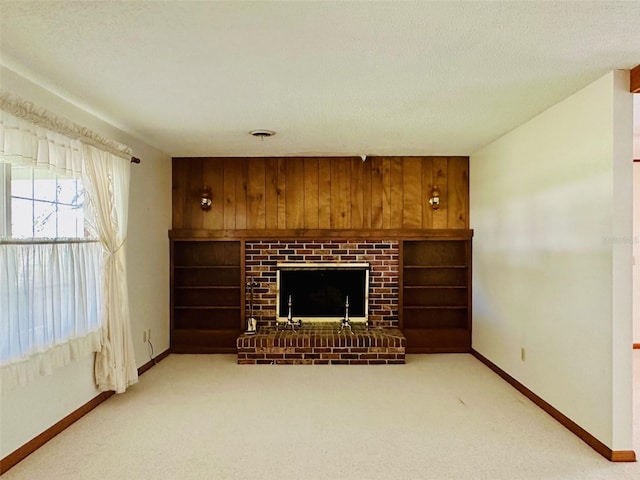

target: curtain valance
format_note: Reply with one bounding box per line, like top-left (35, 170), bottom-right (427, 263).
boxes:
top-left (0, 107), bottom-right (84, 174)
top-left (0, 91), bottom-right (132, 164)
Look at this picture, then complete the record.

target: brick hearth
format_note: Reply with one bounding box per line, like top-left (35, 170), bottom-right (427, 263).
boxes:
top-left (237, 324), bottom-right (405, 365)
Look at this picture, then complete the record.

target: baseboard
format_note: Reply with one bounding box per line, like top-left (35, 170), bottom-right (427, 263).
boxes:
top-left (470, 349), bottom-right (636, 463)
top-left (138, 348), bottom-right (171, 375)
top-left (633, 343), bottom-right (640, 350)
top-left (0, 390), bottom-right (114, 475)
top-left (0, 348), bottom-right (170, 474)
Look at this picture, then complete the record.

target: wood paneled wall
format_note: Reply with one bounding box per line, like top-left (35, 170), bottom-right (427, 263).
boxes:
top-left (172, 156), bottom-right (469, 231)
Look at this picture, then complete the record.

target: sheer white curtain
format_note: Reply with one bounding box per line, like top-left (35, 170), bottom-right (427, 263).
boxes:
top-left (0, 109), bottom-right (102, 388)
top-left (0, 242), bottom-right (103, 388)
top-left (83, 146), bottom-right (138, 393)
top-left (1, 94), bottom-right (138, 392)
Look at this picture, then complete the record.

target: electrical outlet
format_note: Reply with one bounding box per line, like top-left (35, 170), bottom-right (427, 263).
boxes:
top-left (521, 347), bottom-right (526, 362)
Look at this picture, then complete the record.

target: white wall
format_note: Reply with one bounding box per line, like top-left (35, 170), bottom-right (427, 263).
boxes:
top-left (0, 67), bottom-right (172, 458)
top-left (633, 95), bottom-right (639, 160)
top-left (634, 162), bottom-right (640, 344)
top-left (633, 95), bottom-right (639, 345)
top-left (471, 71), bottom-right (634, 450)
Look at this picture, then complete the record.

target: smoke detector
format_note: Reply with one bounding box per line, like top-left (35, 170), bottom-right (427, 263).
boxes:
top-left (249, 129), bottom-right (276, 138)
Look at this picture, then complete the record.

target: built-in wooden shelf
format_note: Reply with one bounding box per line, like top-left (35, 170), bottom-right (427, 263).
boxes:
top-left (169, 233), bottom-right (473, 353)
top-left (400, 239), bottom-right (472, 352)
top-left (171, 240), bottom-right (243, 352)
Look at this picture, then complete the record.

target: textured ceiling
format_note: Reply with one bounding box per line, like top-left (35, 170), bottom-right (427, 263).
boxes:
top-left (1, 1), bottom-right (639, 158)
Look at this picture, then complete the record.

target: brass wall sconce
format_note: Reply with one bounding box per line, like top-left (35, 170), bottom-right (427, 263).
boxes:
top-left (428, 185), bottom-right (440, 210)
top-left (200, 188), bottom-right (212, 211)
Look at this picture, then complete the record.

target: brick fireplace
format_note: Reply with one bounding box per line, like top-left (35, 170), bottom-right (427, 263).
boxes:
top-left (237, 240), bottom-right (406, 364)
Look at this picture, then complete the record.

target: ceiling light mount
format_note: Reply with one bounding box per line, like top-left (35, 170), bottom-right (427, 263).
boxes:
top-left (249, 129), bottom-right (276, 139)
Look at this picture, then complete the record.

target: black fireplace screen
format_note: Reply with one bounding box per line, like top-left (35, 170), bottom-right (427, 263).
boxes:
top-left (278, 268), bottom-right (368, 319)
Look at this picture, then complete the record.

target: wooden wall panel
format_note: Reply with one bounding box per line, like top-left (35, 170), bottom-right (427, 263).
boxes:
top-left (381, 158), bottom-right (392, 229)
top-left (432, 157), bottom-right (449, 229)
top-left (285, 158), bottom-right (305, 229)
top-left (276, 159), bottom-right (286, 229)
top-left (234, 160), bottom-right (247, 230)
top-left (447, 157), bottom-right (469, 229)
top-left (318, 158), bottom-right (332, 229)
top-left (361, 159), bottom-right (372, 229)
top-left (172, 156), bottom-right (469, 232)
top-left (188, 158), bottom-right (205, 230)
top-left (304, 158), bottom-right (319, 229)
top-left (203, 159), bottom-right (224, 230)
top-left (331, 158), bottom-right (351, 228)
top-left (389, 157), bottom-right (403, 229)
top-left (402, 157), bottom-right (422, 228)
top-left (246, 159), bottom-right (265, 229)
top-left (370, 157), bottom-right (384, 229)
top-left (350, 158), bottom-right (365, 229)
top-left (631, 64), bottom-right (640, 93)
top-left (264, 158), bottom-right (279, 229)
top-left (421, 157), bottom-right (434, 229)
top-left (222, 158), bottom-right (236, 230)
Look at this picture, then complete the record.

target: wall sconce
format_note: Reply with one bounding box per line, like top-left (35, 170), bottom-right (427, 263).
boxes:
top-left (428, 185), bottom-right (440, 210)
top-left (200, 188), bottom-right (212, 211)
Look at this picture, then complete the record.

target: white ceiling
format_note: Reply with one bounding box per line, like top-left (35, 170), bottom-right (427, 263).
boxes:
top-left (1, 1), bottom-right (639, 158)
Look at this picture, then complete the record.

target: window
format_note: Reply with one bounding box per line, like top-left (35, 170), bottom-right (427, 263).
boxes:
top-left (1, 97), bottom-right (137, 391)
top-left (1, 164), bottom-right (86, 239)
top-left (0, 162), bottom-right (102, 385)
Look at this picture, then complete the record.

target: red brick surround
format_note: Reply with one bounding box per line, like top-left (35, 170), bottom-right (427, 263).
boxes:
top-left (245, 240), bottom-right (399, 329)
top-left (240, 240), bottom-right (404, 365)
top-left (237, 325), bottom-right (405, 365)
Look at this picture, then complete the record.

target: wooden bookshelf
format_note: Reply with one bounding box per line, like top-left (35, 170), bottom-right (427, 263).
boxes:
top-left (171, 240), bottom-right (243, 353)
top-left (400, 239), bottom-right (471, 353)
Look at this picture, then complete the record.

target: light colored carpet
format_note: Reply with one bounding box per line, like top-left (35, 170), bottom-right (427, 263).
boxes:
top-left (2, 352), bottom-right (639, 480)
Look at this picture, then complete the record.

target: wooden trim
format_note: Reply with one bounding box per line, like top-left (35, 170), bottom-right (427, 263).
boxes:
top-left (631, 64), bottom-right (640, 93)
top-left (611, 450), bottom-right (638, 462)
top-left (0, 390), bottom-right (114, 474)
top-left (0, 349), bottom-right (170, 474)
top-left (169, 228), bottom-right (474, 240)
top-left (471, 349), bottom-right (636, 462)
top-left (137, 348), bottom-right (171, 375)
top-left (633, 343), bottom-right (640, 349)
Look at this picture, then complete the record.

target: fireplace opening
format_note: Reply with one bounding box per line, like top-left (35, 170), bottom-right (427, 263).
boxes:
top-left (276, 263), bottom-right (369, 323)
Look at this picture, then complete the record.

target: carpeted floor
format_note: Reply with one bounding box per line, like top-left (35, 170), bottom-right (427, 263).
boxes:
top-left (2, 352), bottom-right (639, 479)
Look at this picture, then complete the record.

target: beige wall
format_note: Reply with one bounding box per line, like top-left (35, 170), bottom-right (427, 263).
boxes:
top-left (0, 66), bottom-right (172, 458)
top-left (471, 71), bottom-right (634, 450)
top-left (634, 162), bottom-right (640, 344)
top-left (633, 95), bottom-right (639, 159)
top-left (634, 95), bottom-right (640, 344)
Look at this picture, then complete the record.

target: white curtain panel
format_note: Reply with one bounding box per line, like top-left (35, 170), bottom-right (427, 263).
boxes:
top-left (0, 242), bottom-right (103, 388)
top-left (83, 145), bottom-right (138, 393)
top-left (1, 99), bottom-right (138, 393)
top-left (0, 108), bottom-right (104, 389)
